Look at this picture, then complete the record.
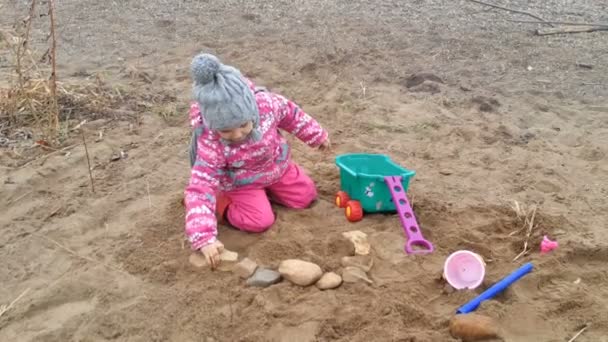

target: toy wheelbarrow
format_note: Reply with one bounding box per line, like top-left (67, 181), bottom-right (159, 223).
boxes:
top-left (334, 153), bottom-right (434, 255)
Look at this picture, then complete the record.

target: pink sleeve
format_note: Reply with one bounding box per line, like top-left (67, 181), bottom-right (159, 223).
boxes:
top-left (184, 136), bottom-right (226, 250)
top-left (189, 101), bottom-right (203, 129)
top-left (273, 93), bottom-right (328, 147)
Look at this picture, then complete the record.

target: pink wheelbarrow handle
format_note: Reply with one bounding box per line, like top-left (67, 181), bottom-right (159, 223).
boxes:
top-left (406, 238), bottom-right (434, 254)
top-left (384, 176), bottom-right (434, 255)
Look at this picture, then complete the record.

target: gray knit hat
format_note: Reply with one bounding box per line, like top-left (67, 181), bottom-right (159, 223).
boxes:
top-left (190, 53), bottom-right (261, 141)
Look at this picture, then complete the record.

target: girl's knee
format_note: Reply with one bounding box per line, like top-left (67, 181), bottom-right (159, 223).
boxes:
top-left (290, 186), bottom-right (318, 209)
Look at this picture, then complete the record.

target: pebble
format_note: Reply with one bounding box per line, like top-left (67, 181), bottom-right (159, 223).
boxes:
top-left (189, 253), bottom-right (207, 268)
top-left (449, 314), bottom-right (499, 341)
top-left (342, 230), bottom-right (371, 255)
top-left (342, 266), bottom-right (373, 284)
top-left (246, 268), bottom-right (282, 288)
top-left (341, 255), bottom-right (374, 272)
top-left (315, 272), bottom-right (343, 290)
top-left (219, 249), bottom-right (239, 262)
top-left (188, 249), bottom-right (239, 269)
top-left (278, 259), bottom-right (323, 286)
top-left (234, 257), bottom-right (258, 279)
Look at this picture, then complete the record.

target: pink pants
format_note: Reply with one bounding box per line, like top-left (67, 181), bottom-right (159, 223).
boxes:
top-left (221, 162), bottom-right (317, 232)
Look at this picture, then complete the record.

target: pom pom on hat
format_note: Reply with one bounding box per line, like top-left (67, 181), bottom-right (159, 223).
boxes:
top-left (190, 53), bottom-right (261, 141)
top-left (190, 53), bottom-right (221, 86)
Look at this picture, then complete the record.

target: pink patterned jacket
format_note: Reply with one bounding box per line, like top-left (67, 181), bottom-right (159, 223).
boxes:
top-left (184, 79), bottom-right (328, 250)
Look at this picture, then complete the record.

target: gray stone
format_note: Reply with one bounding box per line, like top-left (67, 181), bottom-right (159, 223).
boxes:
top-left (246, 268), bottom-right (282, 287)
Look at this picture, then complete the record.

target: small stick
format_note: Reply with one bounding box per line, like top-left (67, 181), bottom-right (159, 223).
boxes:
top-left (567, 323), bottom-right (589, 342)
top-left (81, 130), bottom-right (95, 193)
top-left (464, 0), bottom-right (554, 27)
top-left (17, 143), bottom-right (78, 169)
top-left (145, 178), bottom-right (152, 210)
top-left (536, 26), bottom-right (608, 36)
top-left (0, 288), bottom-right (30, 318)
top-left (47, 0), bottom-right (59, 132)
top-left (513, 206), bottom-right (537, 261)
top-left (508, 19), bottom-right (608, 28)
top-left (24, 0), bottom-right (37, 52)
top-left (7, 190), bottom-right (33, 205)
top-left (34, 233), bottom-right (132, 277)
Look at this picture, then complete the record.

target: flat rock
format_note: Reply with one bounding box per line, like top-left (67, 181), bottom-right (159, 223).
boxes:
top-left (342, 230), bottom-right (371, 255)
top-left (246, 268), bottom-right (282, 288)
top-left (219, 249), bottom-right (239, 262)
top-left (189, 249), bottom-right (239, 270)
top-left (342, 266), bottom-right (373, 284)
top-left (189, 253), bottom-right (208, 268)
top-left (316, 272), bottom-right (342, 290)
top-left (341, 255), bottom-right (374, 272)
top-left (234, 257), bottom-right (258, 279)
top-left (278, 259), bottom-right (323, 286)
top-left (449, 314), bottom-right (499, 341)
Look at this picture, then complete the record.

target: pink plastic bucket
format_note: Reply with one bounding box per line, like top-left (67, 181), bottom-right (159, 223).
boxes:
top-left (443, 250), bottom-right (486, 290)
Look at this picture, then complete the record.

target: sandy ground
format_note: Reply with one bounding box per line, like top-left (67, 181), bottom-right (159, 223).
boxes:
top-left (1, 0), bottom-right (608, 341)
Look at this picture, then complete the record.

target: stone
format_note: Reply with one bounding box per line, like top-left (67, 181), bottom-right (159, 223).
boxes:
top-left (315, 272), bottom-right (343, 290)
top-left (342, 230), bottom-right (371, 255)
top-left (340, 255), bottom-right (374, 272)
top-left (234, 257), bottom-right (258, 279)
top-left (219, 249), bottom-right (239, 262)
top-left (278, 259), bottom-right (323, 286)
top-left (449, 314), bottom-right (499, 341)
top-left (189, 253), bottom-right (207, 268)
top-left (246, 268), bottom-right (282, 288)
top-left (188, 249), bottom-right (238, 270)
top-left (342, 266), bottom-right (373, 284)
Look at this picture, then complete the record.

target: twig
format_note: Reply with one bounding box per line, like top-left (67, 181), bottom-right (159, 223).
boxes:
top-left (34, 233), bottom-right (133, 277)
top-left (464, 0), bottom-right (554, 27)
top-left (47, 0), bottom-right (59, 133)
top-left (0, 288), bottom-right (30, 318)
top-left (24, 0), bottom-right (37, 52)
top-left (508, 19), bottom-right (608, 28)
top-left (513, 206), bottom-right (537, 261)
top-left (7, 190), bottom-right (33, 206)
top-left (145, 178), bottom-right (152, 210)
top-left (17, 143), bottom-right (79, 168)
top-left (567, 323), bottom-right (589, 342)
top-left (81, 130), bottom-right (95, 193)
top-left (536, 26), bottom-right (608, 36)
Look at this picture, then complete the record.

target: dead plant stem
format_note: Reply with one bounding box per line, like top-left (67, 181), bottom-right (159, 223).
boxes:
top-left (81, 130), bottom-right (95, 193)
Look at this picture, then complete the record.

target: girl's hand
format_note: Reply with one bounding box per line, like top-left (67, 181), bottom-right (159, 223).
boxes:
top-left (200, 240), bottom-right (225, 270)
top-left (318, 138), bottom-right (331, 151)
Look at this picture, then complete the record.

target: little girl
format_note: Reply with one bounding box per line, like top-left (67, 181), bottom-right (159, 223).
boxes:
top-left (184, 53), bottom-right (330, 269)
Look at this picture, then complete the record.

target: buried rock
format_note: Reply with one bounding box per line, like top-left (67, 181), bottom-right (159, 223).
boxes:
top-left (189, 249), bottom-right (239, 271)
top-left (234, 257), bottom-right (258, 279)
top-left (342, 230), bottom-right (371, 255)
top-left (316, 272), bottom-right (343, 290)
top-left (341, 255), bottom-right (374, 272)
top-left (246, 268), bottom-right (282, 288)
top-left (278, 259), bottom-right (323, 286)
top-left (342, 266), bottom-right (373, 284)
top-left (449, 314), bottom-right (500, 341)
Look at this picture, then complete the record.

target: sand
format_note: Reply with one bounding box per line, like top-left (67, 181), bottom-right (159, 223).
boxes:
top-left (1, 0), bottom-right (607, 341)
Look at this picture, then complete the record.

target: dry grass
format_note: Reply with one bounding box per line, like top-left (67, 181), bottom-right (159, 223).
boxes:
top-left (509, 200), bottom-right (540, 261)
top-left (0, 1), bottom-right (173, 147)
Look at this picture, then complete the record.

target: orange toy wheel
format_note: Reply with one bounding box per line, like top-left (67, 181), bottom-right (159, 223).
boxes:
top-left (345, 200), bottom-right (363, 222)
top-left (335, 191), bottom-right (350, 208)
